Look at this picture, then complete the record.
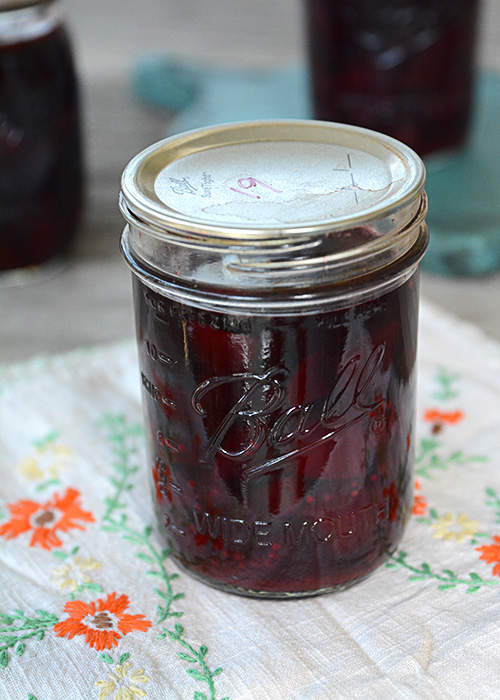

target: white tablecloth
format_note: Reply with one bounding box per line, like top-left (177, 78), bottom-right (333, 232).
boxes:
top-left (1, 300), bottom-right (500, 700)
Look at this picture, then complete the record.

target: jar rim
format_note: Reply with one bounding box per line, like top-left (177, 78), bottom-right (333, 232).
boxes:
top-left (120, 119), bottom-right (426, 243)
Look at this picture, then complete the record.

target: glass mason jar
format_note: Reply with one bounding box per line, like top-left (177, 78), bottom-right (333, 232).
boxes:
top-left (0, 0), bottom-right (83, 283)
top-left (120, 120), bottom-right (428, 598)
top-left (305, 0), bottom-right (481, 158)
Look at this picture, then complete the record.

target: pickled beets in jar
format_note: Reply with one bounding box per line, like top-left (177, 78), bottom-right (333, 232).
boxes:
top-left (305, 0), bottom-right (480, 157)
top-left (0, 1), bottom-right (83, 277)
top-left (120, 120), bottom-right (428, 597)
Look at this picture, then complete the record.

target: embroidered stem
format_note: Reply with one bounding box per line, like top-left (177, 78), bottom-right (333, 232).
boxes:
top-left (415, 439), bottom-right (487, 480)
top-left (485, 487), bottom-right (500, 522)
top-left (98, 414), bottom-right (183, 622)
top-left (386, 551), bottom-right (497, 592)
top-left (432, 367), bottom-right (459, 401)
top-left (0, 610), bottom-right (59, 669)
top-left (158, 623), bottom-right (227, 700)
top-left (104, 517), bottom-right (182, 622)
top-left (99, 413), bottom-right (227, 698)
top-left (97, 414), bottom-right (142, 520)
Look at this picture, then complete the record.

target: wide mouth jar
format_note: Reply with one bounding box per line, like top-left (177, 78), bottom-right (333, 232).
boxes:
top-left (120, 119), bottom-right (428, 597)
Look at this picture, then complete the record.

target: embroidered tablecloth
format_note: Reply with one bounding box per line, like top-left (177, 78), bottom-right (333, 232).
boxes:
top-left (1, 299), bottom-right (500, 700)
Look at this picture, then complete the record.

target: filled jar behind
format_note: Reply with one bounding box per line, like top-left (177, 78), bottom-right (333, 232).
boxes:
top-left (120, 119), bottom-right (428, 597)
top-left (0, 0), bottom-right (83, 281)
top-left (305, 0), bottom-right (481, 157)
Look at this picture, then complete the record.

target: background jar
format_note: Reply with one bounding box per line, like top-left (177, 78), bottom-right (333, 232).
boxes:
top-left (304, 0), bottom-right (481, 158)
top-left (120, 120), bottom-right (428, 598)
top-left (0, 0), bottom-right (83, 282)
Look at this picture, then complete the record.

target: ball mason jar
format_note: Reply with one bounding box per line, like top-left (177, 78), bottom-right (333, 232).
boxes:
top-left (305, 0), bottom-right (481, 158)
top-left (120, 120), bottom-right (428, 598)
top-left (0, 0), bottom-right (83, 283)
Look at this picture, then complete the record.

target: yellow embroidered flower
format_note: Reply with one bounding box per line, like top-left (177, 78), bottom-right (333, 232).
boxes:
top-left (52, 555), bottom-right (101, 593)
top-left (430, 513), bottom-right (478, 542)
top-left (96, 662), bottom-right (150, 699)
top-left (17, 440), bottom-right (71, 482)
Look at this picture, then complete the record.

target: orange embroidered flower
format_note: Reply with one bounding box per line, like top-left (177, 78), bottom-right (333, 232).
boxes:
top-left (0, 488), bottom-right (94, 550)
top-left (412, 479), bottom-right (427, 516)
top-left (423, 409), bottom-right (464, 424)
top-left (476, 536), bottom-right (500, 577)
top-left (412, 494), bottom-right (427, 516)
top-left (53, 593), bottom-right (152, 650)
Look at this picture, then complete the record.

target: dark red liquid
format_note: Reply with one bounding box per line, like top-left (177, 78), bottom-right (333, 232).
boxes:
top-left (0, 23), bottom-right (83, 272)
top-left (305, 0), bottom-right (480, 157)
top-left (134, 274), bottom-right (419, 596)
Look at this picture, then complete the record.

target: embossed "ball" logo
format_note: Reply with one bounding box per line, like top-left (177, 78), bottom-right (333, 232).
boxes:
top-left (192, 344), bottom-right (386, 481)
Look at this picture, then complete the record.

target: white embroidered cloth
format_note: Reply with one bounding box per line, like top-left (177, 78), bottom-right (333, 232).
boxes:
top-left (1, 299), bottom-right (500, 700)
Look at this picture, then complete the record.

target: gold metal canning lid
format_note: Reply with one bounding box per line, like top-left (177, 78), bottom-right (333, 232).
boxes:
top-left (120, 119), bottom-right (426, 244)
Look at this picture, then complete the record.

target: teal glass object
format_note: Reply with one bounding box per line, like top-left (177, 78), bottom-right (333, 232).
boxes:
top-left (423, 73), bottom-right (500, 277)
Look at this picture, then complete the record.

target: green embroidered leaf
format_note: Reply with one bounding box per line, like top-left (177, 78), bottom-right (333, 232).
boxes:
top-left (213, 667), bottom-right (223, 677)
top-left (154, 588), bottom-right (168, 601)
top-left (177, 652), bottom-right (197, 662)
top-left (135, 553), bottom-right (155, 564)
top-left (100, 653), bottom-right (114, 664)
top-left (52, 550), bottom-right (68, 560)
top-left (174, 623), bottom-right (184, 637)
top-left (441, 569), bottom-right (457, 580)
top-left (408, 575), bottom-right (425, 582)
top-left (144, 525), bottom-right (152, 537)
top-left (194, 692), bottom-right (208, 700)
top-left (199, 645), bottom-right (208, 659)
top-left (15, 643), bottom-right (25, 656)
top-left (82, 582), bottom-right (104, 593)
top-left (118, 652), bottom-right (130, 664)
top-left (0, 650), bottom-right (8, 669)
top-left (172, 593), bottom-right (185, 601)
top-left (121, 534), bottom-right (144, 545)
top-left (466, 586), bottom-right (481, 594)
top-left (437, 584), bottom-right (456, 591)
top-left (469, 572), bottom-right (483, 582)
top-left (35, 479), bottom-right (59, 492)
top-left (28, 695), bottom-right (39, 700)
top-left (186, 667), bottom-right (207, 681)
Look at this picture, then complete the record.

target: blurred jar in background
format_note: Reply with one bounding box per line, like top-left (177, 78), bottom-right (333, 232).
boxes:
top-left (305, 0), bottom-right (481, 157)
top-left (0, 0), bottom-right (83, 282)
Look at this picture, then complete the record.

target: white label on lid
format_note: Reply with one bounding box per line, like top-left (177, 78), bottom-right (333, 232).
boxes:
top-left (154, 141), bottom-right (404, 227)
